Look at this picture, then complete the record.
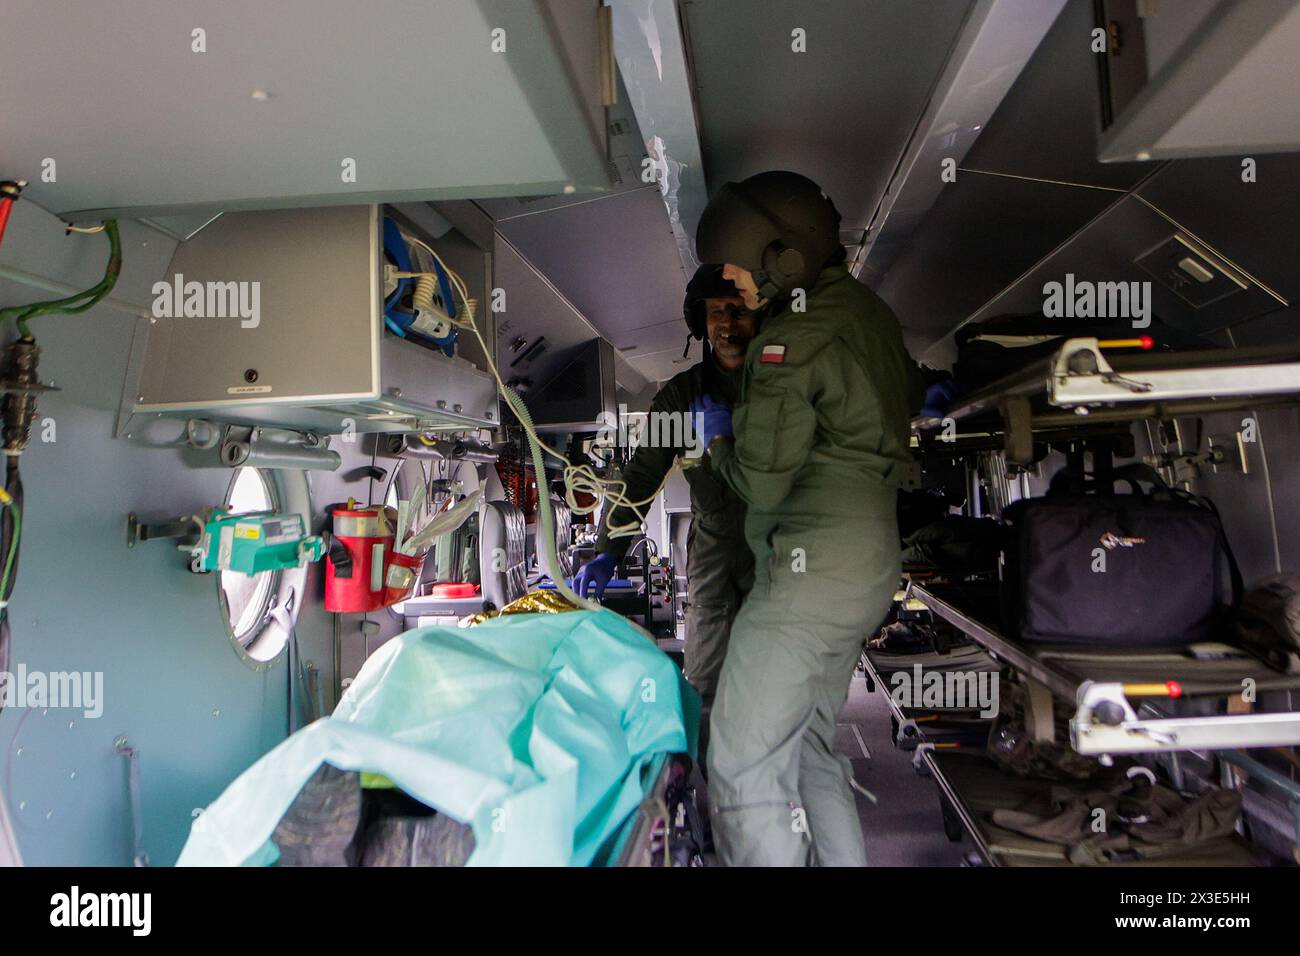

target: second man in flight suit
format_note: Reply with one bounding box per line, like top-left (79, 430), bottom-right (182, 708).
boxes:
top-left (573, 265), bottom-right (756, 759)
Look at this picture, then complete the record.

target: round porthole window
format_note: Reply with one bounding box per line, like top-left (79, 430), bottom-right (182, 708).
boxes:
top-left (218, 467), bottom-right (282, 660)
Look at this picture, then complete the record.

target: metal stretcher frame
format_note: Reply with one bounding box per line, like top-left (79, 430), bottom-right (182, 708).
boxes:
top-left (914, 342), bottom-right (1300, 429)
top-left (1045, 341), bottom-right (1300, 405)
top-left (609, 753), bottom-right (674, 866)
top-left (1072, 681), bottom-right (1300, 755)
top-left (859, 642), bottom-right (944, 719)
top-left (907, 581), bottom-right (1077, 700)
top-left (1218, 749), bottom-right (1300, 853)
top-left (860, 642), bottom-right (999, 750)
top-left (917, 746), bottom-right (999, 867)
top-left (911, 341), bottom-right (1300, 465)
top-left (860, 649), bottom-right (949, 751)
top-left (909, 581), bottom-right (1300, 757)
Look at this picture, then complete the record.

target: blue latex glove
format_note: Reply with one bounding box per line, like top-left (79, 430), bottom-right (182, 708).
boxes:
top-left (572, 552), bottom-right (617, 600)
top-left (921, 380), bottom-right (963, 419)
top-left (689, 394), bottom-right (733, 450)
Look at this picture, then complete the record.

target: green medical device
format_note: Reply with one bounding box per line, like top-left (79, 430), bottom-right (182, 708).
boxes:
top-left (196, 510), bottom-right (325, 575)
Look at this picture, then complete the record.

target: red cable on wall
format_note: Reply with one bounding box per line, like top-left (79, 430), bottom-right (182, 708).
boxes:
top-left (0, 180), bottom-right (25, 251)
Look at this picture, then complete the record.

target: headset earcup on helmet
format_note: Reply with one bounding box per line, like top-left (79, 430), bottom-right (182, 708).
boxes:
top-left (760, 242), bottom-right (806, 295)
top-left (776, 246), bottom-right (805, 286)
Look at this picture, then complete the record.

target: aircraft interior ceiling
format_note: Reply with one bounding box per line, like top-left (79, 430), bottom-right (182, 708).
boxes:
top-left (466, 0), bottom-right (1300, 389)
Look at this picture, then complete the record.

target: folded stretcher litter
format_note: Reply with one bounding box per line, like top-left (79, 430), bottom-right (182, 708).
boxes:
top-left (178, 608), bottom-right (699, 866)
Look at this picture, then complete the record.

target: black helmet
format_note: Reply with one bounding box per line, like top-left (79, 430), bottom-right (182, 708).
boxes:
top-left (696, 170), bottom-right (843, 300)
top-left (682, 263), bottom-right (740, 340)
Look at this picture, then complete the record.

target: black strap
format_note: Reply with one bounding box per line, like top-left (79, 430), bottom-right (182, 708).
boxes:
top-left (1047, 462), bottom-right (1170, 498)
top-left (1175, 490), bottom-right (1244, 609)
top-left (325, 532), bottom-right (353, 578)
top-left (321, 503), bottom-right (355, 578)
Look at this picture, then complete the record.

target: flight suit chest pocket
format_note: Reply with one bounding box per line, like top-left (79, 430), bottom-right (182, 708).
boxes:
top-left (737, 378), bottom-right (788, 470)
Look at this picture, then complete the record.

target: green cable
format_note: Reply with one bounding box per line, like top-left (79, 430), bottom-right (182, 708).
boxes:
top-left (18, 220), bottom-right (122, 333)
top-left (1, 221), bottom-right (122, 336)
top-left (0, 499), bottom-right (20, 619)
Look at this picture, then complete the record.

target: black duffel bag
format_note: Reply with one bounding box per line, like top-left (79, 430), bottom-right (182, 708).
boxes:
top-left (1000, 464), bottom-right (1242, 647)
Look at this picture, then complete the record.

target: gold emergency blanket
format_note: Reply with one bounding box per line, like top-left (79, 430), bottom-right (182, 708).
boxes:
top-left (461, 588), bottom-right (581, 626)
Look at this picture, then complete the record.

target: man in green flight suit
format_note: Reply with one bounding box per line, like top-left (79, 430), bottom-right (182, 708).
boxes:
top-left (573, 265), bottom-right (756, 758)
top-left (691, 170), bottom-right (919, 866)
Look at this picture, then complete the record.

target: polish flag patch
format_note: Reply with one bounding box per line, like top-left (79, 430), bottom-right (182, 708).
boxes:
top-left (760, 344), bottom-right (786, 364)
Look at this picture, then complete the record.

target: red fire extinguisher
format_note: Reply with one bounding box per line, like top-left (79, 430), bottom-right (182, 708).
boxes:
top-left (324, 504), bottom-right (395, 613)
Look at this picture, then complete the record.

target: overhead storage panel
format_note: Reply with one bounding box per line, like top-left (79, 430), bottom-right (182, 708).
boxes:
top-left (0, 0), bottom-right (612, 219)
top-left (131, 205), bottom-right (499, 435)
top-left (1098, 0), bottom-right (1300, 161)
top-left (493, 233), bottom-right (627, 402)
top-left (493, 187), bottom-right (689, 385)
top-left (682, 0), bottom-right (973, 240)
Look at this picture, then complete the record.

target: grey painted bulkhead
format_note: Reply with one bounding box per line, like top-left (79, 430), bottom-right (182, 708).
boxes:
top-left (0, 200), bottom-right (317, 865)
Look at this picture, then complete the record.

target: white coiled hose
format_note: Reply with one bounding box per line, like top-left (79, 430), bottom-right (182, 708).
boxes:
top-left (402, 236), bottom-right (622, 611)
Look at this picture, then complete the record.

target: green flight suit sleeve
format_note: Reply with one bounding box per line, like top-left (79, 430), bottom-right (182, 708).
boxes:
top-left (708, 328), bottom-right (825, 512)
top-left (595, 381), bottom-right (683, 560)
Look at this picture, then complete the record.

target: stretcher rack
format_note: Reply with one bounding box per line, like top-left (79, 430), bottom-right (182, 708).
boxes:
top-left (859, 640), bottom-right (999, 755)
top-left (609, 752), bottom-right (706, 867)
top-left (913, 340), bottom-right (1300, 466)
top-left (1218, 749), bottom-right (1300, 862)
top-left (907, 579), bottom-right (1300, 757)
top-left (865, 584), bottom-right (1300, 863)
top-left (903, 337), bottom-right (1300, 861)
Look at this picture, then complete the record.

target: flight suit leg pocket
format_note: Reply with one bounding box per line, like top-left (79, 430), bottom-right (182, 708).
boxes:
top-left (765, 520), bottom-right (815, 612)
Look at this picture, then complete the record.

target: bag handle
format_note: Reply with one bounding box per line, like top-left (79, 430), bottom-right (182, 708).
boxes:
top-left (1047, 462), bottom-right (1170, 498)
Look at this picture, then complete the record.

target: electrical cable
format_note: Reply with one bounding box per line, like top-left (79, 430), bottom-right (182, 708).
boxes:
top-left (0, 180), bottom-right (26, 253)
top-left (0, 464), bottom-right (22, 717)
top-left (387, 268), bottom-right (474, 330)
top-left (398, 237), bottom-right (623, 610)
top-left (401, 236), bottom-right (670, 546)
top-left (0, 211), bottom-right (111, 715)
top-left (0, 220), bottom-right (122, 337)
